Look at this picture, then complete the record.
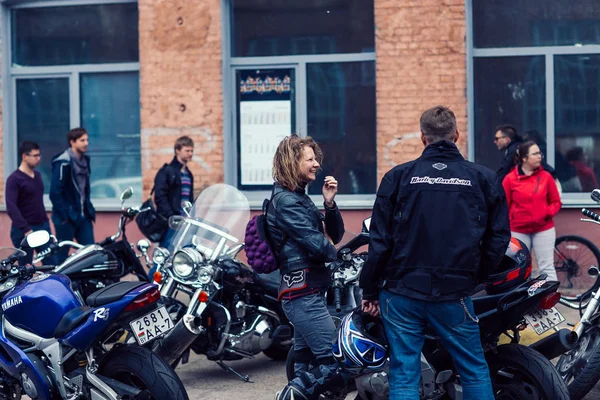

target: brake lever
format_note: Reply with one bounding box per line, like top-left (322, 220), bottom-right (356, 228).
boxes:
top-left (581, 218), bottom-right (600, 225)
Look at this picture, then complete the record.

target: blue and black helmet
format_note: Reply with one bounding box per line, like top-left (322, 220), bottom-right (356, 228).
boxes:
top-left (332, 308), bottom-right (388, 374)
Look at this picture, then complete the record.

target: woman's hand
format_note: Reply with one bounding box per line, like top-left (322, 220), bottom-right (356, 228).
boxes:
top-left (322, 176), bottom-right (338, 208)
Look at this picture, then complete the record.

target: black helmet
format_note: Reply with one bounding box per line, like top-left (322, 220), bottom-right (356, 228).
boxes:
top-left (483, 237), bottom-right (532, 294)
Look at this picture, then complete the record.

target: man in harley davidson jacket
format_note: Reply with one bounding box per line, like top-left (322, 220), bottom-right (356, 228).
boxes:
top-left (269, 135), bottom-right (346, 400)
top-left (360, 106), bottom-right (510, 399)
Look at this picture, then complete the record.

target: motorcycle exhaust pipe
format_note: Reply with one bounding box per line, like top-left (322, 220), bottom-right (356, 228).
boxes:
top-left (529, 328), bottom-right (578, 360)
top-left (153, 314), bottom-right (203, 365)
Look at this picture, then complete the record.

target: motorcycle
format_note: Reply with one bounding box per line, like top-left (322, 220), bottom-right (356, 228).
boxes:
top-left (555, 188), bottom-right (600, 399)
top-left (286, 222), bottom-right (574, 399)
top-left (148, 183), bottom-right (294, 382)
top-left (0, 230), bottom-right (188, 400)
top-left (32, 187), bottom-right (152, 300)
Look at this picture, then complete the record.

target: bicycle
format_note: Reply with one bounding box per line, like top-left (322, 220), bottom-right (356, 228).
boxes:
top-left (555, 234), bottom-right (600, 302)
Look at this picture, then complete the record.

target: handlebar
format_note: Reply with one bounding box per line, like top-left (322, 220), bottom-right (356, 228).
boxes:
top-left (35, 265), bottom-right (55, 272)
top-left (582, 208), bottom-right (600, 223)
top-left (333, 285), bottom-right (342, 312)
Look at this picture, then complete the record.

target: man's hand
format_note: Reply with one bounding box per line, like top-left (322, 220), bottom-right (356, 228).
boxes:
top-left (362, 299), bottom-right (380, 317)
top-left (322, 176), bottom-right (338, 208)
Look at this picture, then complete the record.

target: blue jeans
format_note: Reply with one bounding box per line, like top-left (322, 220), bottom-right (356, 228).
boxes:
top-left (53, 215), bottom-right (95, 264)
top-left (281, 293), bottom-right (336, 372)
top-left (380, 291), bottom-right (494, 400)
top-left (10, 220), bottom-right (56, 265)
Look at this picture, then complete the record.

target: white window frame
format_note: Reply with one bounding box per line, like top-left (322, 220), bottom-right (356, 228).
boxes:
top-left (466, 0), bottom-right (600, 207)
top-left (221, 0), bottom-right (378, 210)
top-left (1, 0), bottom-right (140, 212)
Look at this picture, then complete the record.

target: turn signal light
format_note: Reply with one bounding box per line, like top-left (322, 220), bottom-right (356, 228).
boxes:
top-left (198, 291), bottom-right (209, 303)
top-left (153, 271), bottom-right (163, 284)
top-left (539, 292), bottom-right (561, 309)
top-left (124, 287), bottom-right (161, 312)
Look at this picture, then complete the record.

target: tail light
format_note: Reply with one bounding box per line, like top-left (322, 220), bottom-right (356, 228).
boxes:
top-left (124, 287), bottom-right (161, 312)
top-left (539, 292), bottom-right (561, 309)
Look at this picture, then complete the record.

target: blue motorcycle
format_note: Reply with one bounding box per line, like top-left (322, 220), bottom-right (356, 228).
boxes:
top-left (0, 232), bottom-right (188, 400)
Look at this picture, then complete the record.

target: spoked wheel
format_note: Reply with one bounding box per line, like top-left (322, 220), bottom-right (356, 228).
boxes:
top-left (557, 325), bottom-right (600, 400)
top-left (487, 344), bottom-right (569, 400)
top-left (99, 345), bottom-right (189, 400)
top-left (554, 235), bottom-right (600, 301)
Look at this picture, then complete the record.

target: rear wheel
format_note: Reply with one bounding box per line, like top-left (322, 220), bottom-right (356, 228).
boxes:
top-left (487, 344), bottom-right (569, 400)
top-left (99, 345), bottom-right (189, 400)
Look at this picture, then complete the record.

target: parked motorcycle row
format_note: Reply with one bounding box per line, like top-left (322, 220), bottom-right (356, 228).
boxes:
top-left (4, 183), bottom-right (600, 399)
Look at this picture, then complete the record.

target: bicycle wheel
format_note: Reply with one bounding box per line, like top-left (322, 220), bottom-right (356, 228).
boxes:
top-left (555, 235), bottom-right (600, 301)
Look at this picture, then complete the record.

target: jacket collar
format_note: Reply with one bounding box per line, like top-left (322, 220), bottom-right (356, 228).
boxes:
top-left (515, 165), bottom-right (543, 179)
top-left (52, 149), bottom-right (90, 164)
top-left (419, 140), bottom-right (464, 161)
top-left (273, 181), bottom-right (305, 195)
top-left (169, 156), bottom-right (187, 171)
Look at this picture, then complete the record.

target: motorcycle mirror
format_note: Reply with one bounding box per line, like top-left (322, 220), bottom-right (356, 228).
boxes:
top-left (169, 215), bottom-right (185, 230)
top-left (588, 266), bottom-right (599, 277)
top-left (591, 189), bottom-right (600, 204)
top-left (362, 217), bottom-right (371, 233)
top-left (20, 230), bottom-right (50, 249)
top-left (137, 239), bottom-right (151, 253)
top-left (120, 187), bottom-right (134, 202)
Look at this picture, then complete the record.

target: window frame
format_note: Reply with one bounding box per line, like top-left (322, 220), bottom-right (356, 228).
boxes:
top-left (466, 0), bottom-right (600, 207)
top-left (221, 0), bottom-right (378, 209)
top-left (1, 0), bottom-right (140, 212)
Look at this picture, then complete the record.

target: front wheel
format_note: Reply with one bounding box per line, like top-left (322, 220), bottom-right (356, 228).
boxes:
top-left (487, 344), bottom-right (569, 400)
top-left (557, 324), bottom-right (600, 400)
top-left (99, 345), bottom-right (189, 400)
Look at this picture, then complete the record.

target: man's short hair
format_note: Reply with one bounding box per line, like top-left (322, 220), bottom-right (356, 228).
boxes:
top-left (174, 136), bottom-right (194, 152)
top-left (420, 106), bottom-right (457, 143)
top-left (19, 141), bottom-right (39, 157)
top-left (495, 124), bottom-right (518, 140)
top-left (67, 127), bottom-right (88, 145)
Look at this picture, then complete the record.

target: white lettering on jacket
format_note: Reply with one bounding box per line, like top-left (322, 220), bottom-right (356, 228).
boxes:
top-left (410, 176), bottom-right (472, 186)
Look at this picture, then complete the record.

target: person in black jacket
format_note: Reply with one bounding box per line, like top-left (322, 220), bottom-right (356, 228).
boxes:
top-left (495, 124), bottom-right (523, 181)
top-left (271, 135), bottom-right (346, 400)
top-left (360, 106), bottom-right (510, 399)
top-left (153, 136), bottom-right (195, 248)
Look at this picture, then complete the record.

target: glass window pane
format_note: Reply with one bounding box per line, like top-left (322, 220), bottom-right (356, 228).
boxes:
top-left (474, 56), bottom-right (546, 171)
top-left (555, 55), bottom-right (600, 193)
top-left (473, 1), bottom-right (600, 48)
top-left (16, 78), bottom-right (70, 193)
top-left (307, 61), bottom-right (376, 195)
top-left (81, 72), bottom-right (141, 199)
top-left (12, 4), bottom-right (139, 66)
top-left (231, 0), bottom-right (374, 57)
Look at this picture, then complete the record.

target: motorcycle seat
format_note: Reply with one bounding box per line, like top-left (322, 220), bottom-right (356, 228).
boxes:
top-left (86, 281), bottom-right (147, 307)
top-left (54, 306), bottom-right (92, 338)
top-left (257, 270), bottom-right (281, 297)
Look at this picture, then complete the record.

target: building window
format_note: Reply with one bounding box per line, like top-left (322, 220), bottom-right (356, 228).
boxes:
top-left (8, 2), bottom-right (140, 203)
top-left (228, 0), bottom-right (377, 198)
top-left (469, 0), bottom-right (600, 202)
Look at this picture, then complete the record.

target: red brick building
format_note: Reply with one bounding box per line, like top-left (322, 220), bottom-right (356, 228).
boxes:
top-left (0, 0), bottom-right (599, 245)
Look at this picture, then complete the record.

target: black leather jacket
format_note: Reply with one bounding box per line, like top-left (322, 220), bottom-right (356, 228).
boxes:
top-left (154, 157), bottom-right (194, 219)
top-left (266, 183), bottom-right (345, 274)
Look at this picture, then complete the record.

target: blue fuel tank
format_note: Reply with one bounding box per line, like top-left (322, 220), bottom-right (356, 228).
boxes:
top-left (2, 274), bottom-right (81, 338)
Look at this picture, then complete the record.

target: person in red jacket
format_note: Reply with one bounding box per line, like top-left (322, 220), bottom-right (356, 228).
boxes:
top-left (502, 140), bottom-right (562, 280)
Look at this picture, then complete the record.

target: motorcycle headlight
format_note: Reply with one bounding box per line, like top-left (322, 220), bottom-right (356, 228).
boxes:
top-left (172, 248), bottom-right (203, 278)
top-left (197, 266), bottom-right (214, 284)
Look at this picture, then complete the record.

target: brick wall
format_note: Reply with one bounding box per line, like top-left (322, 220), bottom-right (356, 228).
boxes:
top-left (138, 0), bottom-right (224, 198)
top-left (374, 0), bottom-right (467, 181)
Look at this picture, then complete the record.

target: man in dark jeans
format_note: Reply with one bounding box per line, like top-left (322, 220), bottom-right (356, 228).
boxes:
top-left (50, 128), bottom-right (96, 264)
top-left (360, 106), bottom-right (510, 399)
top-left (6, 141), bottom-right (55, 265)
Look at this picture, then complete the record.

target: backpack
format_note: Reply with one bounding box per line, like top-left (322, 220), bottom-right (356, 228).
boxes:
top-left (136, 164), bottom-right (169, 242)
top-left (244, 194), bottom-right (286, 274)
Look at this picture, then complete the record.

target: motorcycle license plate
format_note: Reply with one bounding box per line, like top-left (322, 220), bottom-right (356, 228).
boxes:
top-left (524, 307), bottom-right (565, 335)
top-left (129, 306), bottom-right (174, 345)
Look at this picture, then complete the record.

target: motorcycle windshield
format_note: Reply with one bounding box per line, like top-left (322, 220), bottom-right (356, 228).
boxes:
top-left (0, 247), bottom-right (25, 262)
top-left (168, 183), bottom-right (251, 260)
